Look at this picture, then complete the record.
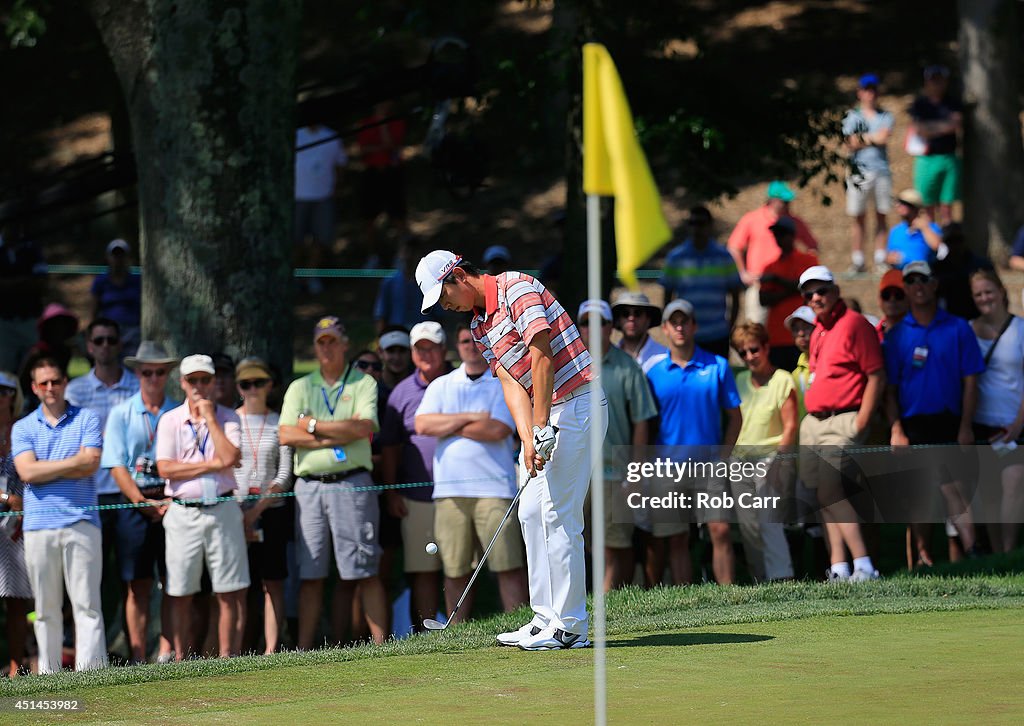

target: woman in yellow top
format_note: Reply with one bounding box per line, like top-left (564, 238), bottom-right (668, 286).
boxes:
top-left (731, 322), bottom-right (798, 581)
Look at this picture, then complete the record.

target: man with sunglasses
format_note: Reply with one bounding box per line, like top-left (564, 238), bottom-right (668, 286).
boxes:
top-left (884, 261), bottom-right (984, 562)
top-left (611, 291), bottom-right (668, 373)
top-left (101, 341), bottom-right (179, 664)
top-left (65, 317), bottom-right (140, 650)
top-left (798, 266), bottom-right (883, 581)
top-left (156, 354), bottom-right (247, 659)
top-left (660, 206), bottom-right (743, 359)
top-left (12, 357), bottom-right (106, 673)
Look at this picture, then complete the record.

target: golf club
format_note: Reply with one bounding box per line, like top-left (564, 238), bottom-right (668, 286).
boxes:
top-left (423, 464), bottom-right (536, 626)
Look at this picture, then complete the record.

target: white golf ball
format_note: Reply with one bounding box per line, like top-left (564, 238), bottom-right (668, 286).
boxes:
top-left (425, 542), bottom-right (438, 555)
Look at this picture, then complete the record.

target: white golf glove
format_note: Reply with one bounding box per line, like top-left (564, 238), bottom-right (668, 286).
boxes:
top-left (532, 424), bottom-right (558, 461)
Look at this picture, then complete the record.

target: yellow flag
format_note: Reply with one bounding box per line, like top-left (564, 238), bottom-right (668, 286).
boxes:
top-left (583, 43), bottom-right (670, 290)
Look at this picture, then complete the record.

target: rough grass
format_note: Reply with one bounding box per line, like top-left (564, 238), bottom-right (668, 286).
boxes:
top-left (3, 563), bottom-right (1022, 700)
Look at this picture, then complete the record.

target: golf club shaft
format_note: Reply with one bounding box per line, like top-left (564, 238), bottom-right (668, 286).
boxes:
top-left (445, 467), bottom-right (530, 623)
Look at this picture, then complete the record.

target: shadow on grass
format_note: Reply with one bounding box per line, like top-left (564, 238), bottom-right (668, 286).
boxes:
top-left (607, 632), bottom-right (772, 649)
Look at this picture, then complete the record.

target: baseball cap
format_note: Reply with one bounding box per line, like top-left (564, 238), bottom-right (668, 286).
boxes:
top-left (211, 353), bottom-right (234, 373)
top-left (416, 250), bottom-right (462, 313)
top-left (106, 238), bottom-right (130, 255)
top-left (784, 305), bottom-right (817, 332)
top-left (902, 260), bottom-right (932, 279)
top-left (879, 269), bottom-right (904, 292)
top-left (770, 216), bottom-right (797, 234)
top-left (482, 245), bottom-right (511, 265)
top-left (180, 354), bottom-right (215, 376)
top-left (410, 321), bottom-right (446, 346)
top-left (767, 180), bottom-right (796, 202)
top-left (235, 357), bottom-right (272, 381)
top-left (799, 265), bottom-right (835, 288)
top-left (858, 73), bottom-right (880, 89)
top-left (379, 330), bottom-right (411, 350)
top-left (662, 299), bottom-right (695, 323)
top-left (895, 188), bottom-right (924, 207)
top-left (924, 64), bottom-right (950, 80)
top-left (578, 299), bottom-right (612, 322)
top-left (313, 316), bottom-right (346, 341)
top-left (0, 371), bottom-right (19, 390)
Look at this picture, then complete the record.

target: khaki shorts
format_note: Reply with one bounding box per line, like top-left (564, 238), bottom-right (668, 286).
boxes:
top-left (164, 501), bottom-right (250, 596)
top-left (434, 497), bottom-right (525, 578)
top-left (799, 411), bottom-right (867, 491)
top-left (401, 497), bottom-right (441, 573)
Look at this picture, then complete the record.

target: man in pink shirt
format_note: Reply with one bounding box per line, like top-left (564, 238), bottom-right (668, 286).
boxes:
top-left (728, 181), bottom-right (820, 324)
top-left (156, 354), bottom-right (247, 659)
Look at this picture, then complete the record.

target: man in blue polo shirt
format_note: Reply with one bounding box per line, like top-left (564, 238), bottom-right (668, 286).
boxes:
top-left (12, 356), bottom-right (106, 674)
top-left (660, 206), bottom-right (744, 358)
top-left (884, 260), bottom-right (984, 562)
top-left (101, 341), bottom-right (179, 664)
top-left (645, 299), bottom-right (743, 585)
top-left (885, 189), bottom-right (946, 270)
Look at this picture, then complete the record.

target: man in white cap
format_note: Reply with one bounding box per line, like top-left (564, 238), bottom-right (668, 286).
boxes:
top-left (797, 265), bottom-right (883, 581)
top-left (416, 251), bottom-right (607, 650)
top-left (155, 353), bottom-right (247, 658)
top-left (610, 291), bottom-right (668, 373)
top-left (379, 321), bottom-right (450, 631)
top-left (577, 300), bottom-right (657, 591)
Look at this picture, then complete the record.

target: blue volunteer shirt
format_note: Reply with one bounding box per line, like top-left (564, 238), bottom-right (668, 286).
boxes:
top-left (886, 221), bottom-right (943, 269)
top-left (646, 347), bottom-right (742, 446)
top-left (884, 308), bottom-right (985, 418)
top-left (101, 392), bottom-right (178, 487)
top-left (660, 239), bottom-right (744, 343)
top-left (11, 404), bottom-right (103, 531)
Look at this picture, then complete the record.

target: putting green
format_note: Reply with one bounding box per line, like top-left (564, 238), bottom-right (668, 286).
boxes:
top-left (25, 608), bottom-right (1023, 725)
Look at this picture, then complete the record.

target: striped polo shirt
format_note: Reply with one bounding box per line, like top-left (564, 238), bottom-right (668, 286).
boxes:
top-left (660, 238), bottom-right (744, 343)
top-left (11, 404), bottom-right (103, 531)
top-left (471, 272), bottom-right (592, 402)
top-left (65, 367), bottom-right (140, 495)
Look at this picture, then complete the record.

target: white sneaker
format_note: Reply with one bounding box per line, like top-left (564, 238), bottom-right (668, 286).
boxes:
top-left (517, 626), bottom-right (591, 651)
top-left (826, 568), bottom-right (849, 582)
top-left (496, 623), bottom-right (542, 647)
top-left (850, 568), bottom-right (880, 582)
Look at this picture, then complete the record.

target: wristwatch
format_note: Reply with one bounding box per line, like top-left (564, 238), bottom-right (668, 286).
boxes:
top-left (0, 492), bottom-right (9, 504)
top-left (306, 417), bottom-right (318, 435)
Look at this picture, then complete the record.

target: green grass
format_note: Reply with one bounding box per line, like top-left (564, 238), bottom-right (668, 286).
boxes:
top-left (2, 571), bottom-right (1022, 724)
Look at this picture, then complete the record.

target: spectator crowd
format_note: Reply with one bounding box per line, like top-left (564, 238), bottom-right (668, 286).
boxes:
top-left (1, 64), bottom-right (1023, 676)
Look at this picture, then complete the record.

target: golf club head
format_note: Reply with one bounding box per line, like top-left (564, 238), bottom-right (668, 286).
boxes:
top-left (422, 618), bottom-right (448, 631)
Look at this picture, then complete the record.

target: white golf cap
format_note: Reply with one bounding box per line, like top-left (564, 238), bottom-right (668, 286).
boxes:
top-left (662, 299), bottom-right (695, 322)
top-left (106, 238), bottom-right (130, 255)
top-left (410, 321), bottom-right (446, 346)
top-left (798, 265), bottom-right (835, 288)
top-left (180, 354), bottom-right (215, 376)
top-left (379, 330), bottom-right (411, 350)
top-left (416, 250), bottom-right (462, 313)
top-left (578, 299), bottom-right (612, 322)
top-left (902, 260), bottom-right (933, 279)
top-left (784, 305), bottom-right (817, 331)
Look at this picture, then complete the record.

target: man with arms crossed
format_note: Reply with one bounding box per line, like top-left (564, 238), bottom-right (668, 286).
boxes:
top-left (417, 250), bottom-right (607, 651)
top-left (156, 354), bottom-right (248, 658)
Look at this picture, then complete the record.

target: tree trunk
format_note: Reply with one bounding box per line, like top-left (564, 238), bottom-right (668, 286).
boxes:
top-left (958, 0), bottom-right (1024, 262)
top-left (85, 0), bottom-right (300, 376)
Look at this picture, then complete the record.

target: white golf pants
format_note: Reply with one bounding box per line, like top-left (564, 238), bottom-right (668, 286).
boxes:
top-left (519, 385), bottom-right (607, 635)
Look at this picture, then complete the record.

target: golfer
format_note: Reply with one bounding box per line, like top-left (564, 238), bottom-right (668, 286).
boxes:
top-left (417, 250), bottom-right (607, 650)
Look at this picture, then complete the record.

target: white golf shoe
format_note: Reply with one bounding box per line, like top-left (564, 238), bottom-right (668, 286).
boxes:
top-left (850, 568), bottom-right (880, 582)
top-left (496, 623), bottom-right (542, 647)
top-left (517, 626), bottom-right (591, 651)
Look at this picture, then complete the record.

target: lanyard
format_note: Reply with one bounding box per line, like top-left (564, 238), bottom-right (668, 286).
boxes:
top-left (141, 409), bottom-right (159, 448)
top-left (242, 413), bottom-right (268, 472)
top-left (320, 363), bottom-right (353, 417)
top-left (186, 420), bottom-right (209, 456)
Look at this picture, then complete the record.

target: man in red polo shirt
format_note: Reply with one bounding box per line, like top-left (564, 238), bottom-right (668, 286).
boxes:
top-left (798, 265), bottom-right (884, 581)
top-left (416, 250), bottom-right (608, 651)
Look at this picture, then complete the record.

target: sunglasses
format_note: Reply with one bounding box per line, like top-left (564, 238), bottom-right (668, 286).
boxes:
top-left (354, 360), bottom-right (384, 372)
top-left (904, 275), bottom-right (930, 286)
top-left (802, 285), bottom-right (834, 301)
top-left (664, 316), bottom-right (692, 328)
top-left (139, 368), bottom-right (169, 378)
top-left (185, 375), bottom-right (213, 386)
top-left (738, 346), bottom-right (762, 358)
top-left (881, 289), bottom-right (906, 302)
top-left (456, 338), bottom-right (476, 346)
top-left (91, 336), bottom-right (120, 346)
top-left (0, 386), bottom-right (15, 397)
top-left (238, 379), bottom-right (270, 390)
top-left (34, 379), bottom-right (64, 389)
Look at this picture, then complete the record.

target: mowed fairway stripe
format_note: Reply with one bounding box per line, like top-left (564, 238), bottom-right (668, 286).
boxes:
top-left (29, 609), bottom-right (1023, 725)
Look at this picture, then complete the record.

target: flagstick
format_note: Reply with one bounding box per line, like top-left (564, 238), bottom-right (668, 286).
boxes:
top-left (587, 192), bottom-right (607, 726)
